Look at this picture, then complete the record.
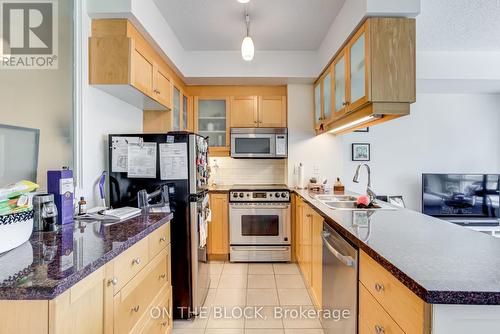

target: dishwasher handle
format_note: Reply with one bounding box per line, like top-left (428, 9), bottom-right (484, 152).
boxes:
top-left (322, 231), bottom-right (356, 267)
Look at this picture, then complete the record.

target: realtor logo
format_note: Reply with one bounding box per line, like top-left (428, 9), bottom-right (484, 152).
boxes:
top-left (0, 0), bottom-right (58, 69)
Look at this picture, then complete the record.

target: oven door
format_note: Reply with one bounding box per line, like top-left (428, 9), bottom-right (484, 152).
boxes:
top-left (229, 203), bottom-right (290, 245)
top-left (231, 133), bottom-right (276, 158)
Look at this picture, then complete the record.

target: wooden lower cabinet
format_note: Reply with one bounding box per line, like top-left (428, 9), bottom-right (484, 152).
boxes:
top-left (359, 251), bottom-right (431, 334)
top-left (295, 197), bottom-right (323, 309)
top-left (208, 193), bottom-right (229, 260)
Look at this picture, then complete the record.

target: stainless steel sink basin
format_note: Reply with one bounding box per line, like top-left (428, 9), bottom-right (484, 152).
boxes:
top-left (315, 195), bottom-right (358, 202)
top-left (323, 200), bottom-right (397, 211)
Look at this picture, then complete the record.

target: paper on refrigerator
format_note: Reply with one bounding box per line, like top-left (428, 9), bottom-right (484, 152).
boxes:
top-left (110, 137), bottom-right (141, 173)
top-left (127, 142), bottom-right (157, 178)
top-left (159, 142), bottom-right (188, 180)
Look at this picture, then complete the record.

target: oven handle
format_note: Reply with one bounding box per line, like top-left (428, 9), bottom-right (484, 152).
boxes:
top-left (229, 203), bottom-right (290, 210)
top-left (231, 247), bottom-right (290, 251)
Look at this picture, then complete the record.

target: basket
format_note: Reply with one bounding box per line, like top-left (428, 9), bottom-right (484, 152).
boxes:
top-left (0, 210), bottom-right (34, 254)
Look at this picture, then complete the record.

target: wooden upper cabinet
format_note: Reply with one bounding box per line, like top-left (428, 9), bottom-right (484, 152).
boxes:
top-left (314, 82), bottom-right (323, 129)
top-left (195, 97), bottom-right (230, 156)
top-left (130, 41), bottom-right (155, 97)
top-left (333, 48), bottom-right (348, 119)
top-left (258, 96), bottom-right (287, 127)
top-left (347, 22), bottom-right (369, 112)
top-left (154, 65), bottom-right (173, 110)
top-left (230, 96), bottom-right (258, 127)
top-left (230, 95), bottom-right (287, 128)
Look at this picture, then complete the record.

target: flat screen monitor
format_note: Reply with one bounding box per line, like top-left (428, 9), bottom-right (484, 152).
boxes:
top-left (422, 174), bottom-right (499, 218)
top-left (0, 124), bottom-right (40, 185)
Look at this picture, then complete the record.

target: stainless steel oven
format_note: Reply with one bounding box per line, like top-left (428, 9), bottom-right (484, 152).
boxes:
top-left (229, 186), bottom-right (291, 262)
top-left (230, 128), bottom-right (287, 158)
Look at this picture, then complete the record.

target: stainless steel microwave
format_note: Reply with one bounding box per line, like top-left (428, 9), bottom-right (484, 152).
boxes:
top-left (230, 128), bottom-right (288, 158)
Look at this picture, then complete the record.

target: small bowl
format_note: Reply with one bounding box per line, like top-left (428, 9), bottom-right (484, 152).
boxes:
top-left (0, 210), bottom-right (34, 254)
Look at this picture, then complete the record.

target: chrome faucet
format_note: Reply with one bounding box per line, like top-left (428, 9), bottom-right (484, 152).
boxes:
top-left (353, 163), bottom-right (377, 203)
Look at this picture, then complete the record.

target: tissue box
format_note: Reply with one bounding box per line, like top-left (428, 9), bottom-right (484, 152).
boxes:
top-left (47, 169), bottom-right (74, 226)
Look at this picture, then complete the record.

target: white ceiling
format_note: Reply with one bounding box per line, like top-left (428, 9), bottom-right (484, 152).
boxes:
top-left (417, 0), bottom-right (500, 51)
top-left (154, 0), bottom-right (345, 51)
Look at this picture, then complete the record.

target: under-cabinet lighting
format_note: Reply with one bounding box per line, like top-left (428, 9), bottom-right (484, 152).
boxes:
top-left (328, 115), bottom-right (380, 134)
top-left (238, 0), bottom-right (250, 3)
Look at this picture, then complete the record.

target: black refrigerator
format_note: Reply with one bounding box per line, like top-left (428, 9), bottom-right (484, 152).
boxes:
top-left (108, 131), bottom-right (210, 319)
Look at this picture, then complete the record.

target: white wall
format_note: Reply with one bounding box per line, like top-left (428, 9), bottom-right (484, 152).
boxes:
top-left (79, 0), bottom-right (143, 205)
top-left (340, 93), bottom-right (500, 211)
top-left (287, 84), bottom-right (343, 188)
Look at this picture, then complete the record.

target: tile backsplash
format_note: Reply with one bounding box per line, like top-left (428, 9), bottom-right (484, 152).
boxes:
top-left (209, 157), bottom-right (287, 185)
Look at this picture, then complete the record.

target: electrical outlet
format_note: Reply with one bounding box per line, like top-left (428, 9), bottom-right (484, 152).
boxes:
top-left (313, 164), bottom-right (320, 175)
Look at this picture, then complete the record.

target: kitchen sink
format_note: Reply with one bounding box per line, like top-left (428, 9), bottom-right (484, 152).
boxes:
top-left (314, 195), bottom-right (358, 202)
top-left (323, 200), bottom-right (397, 211)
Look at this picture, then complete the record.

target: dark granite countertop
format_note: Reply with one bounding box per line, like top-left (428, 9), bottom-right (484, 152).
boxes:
top-left (0, 212), bottom-right (173, 300)
top-left (293, 189), bottom-right (500, 305)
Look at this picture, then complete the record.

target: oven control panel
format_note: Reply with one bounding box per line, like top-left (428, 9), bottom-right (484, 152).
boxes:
top-left (230, 190), bottom-right (290, 202)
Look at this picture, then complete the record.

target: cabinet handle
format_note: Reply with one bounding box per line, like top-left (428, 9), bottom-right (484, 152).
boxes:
top-left (375, 283), bottom-right (385, 292)
top-left (160, 236), bottom-right (167, 242)
top-left (157, 90), bottom-right (161, 94)
top-left (107, 277), bottom-right (118, 286)
top-left (342, 101), bottom-right (348, 106)
top-left (159, 273), bottom-right (167, 279)
top-left (131, 305), bottom-right (140, 313)
top-left (375, 325), bottom-right (385, 334)
top-left (306, 214), bottom-right (312, 218)
top-left (132, 257), bottom-right (141, 265)
top-left (161, 321), bottom-right (168, 327)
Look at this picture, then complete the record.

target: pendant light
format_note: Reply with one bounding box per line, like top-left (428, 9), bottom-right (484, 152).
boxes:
top-left (241, 9), bottom-right (254, 61)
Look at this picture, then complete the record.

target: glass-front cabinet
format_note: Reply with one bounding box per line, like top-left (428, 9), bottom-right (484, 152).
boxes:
top-left (348, 24), bottom-right (368, 111)
top-left (172, 86), bottom-right (181, 131)
top-left (333, 50), bottom-right (347, 118)
top-left (182, 94), bottom-right (189, 130)
top-left (323, 70), bottom-right (333, 122)
top-left (314, 67), bottom-right (333, 130)
top-left (195, 97), bottom-right (229, 154)
top-left (314, 82), bottom-right (322, 128)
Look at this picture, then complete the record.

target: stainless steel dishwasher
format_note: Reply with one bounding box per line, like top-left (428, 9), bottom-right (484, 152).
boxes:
top-left (321, 221), bottom-right (358, 334)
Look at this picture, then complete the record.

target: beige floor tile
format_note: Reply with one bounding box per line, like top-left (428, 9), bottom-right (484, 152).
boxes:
top-left (173, 318), bottom-right (208, 330)
top-left (210, 274), bottom-right (220, 289)
top-left (244, 306), bottom-right (283, 329)
top-left (214, 289), bottom-right (247, 307)
top-left (275, 275), bottom-right (306, 289)
top-left (210, 263), bottom-right (225, 276)
top-left (206, 329), bottom-right (245, 334)
top-left (204, 289), bottom-right (217, 307)
top-left (245, 330), bottom-right (285, 334)
top-left (219, 274), bottom-right (248, 289)
top-left (284, 330), bottom-right (324, 334)
top-left (277, 289), bottom-right (312, 306)
top-left (247, 274), bottom-right (276, 289)
top-left (248, 263), bottom-right (274, 275)
top-left (247, 288), bottom-right (280, 306)
top-left (207, 313), bottom-right (245, 329)
top-left (273, 263), bottom-right (300, 275)
top-left (223, 263), bottom-right (249, 275)
top-left (172, 329), bottom-right (205, 334)
top-left (280, 306), bottom-right (322, 329)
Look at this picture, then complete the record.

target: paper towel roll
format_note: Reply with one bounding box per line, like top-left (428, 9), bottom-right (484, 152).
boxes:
top-left (297, 163), bottom-right (305, 189)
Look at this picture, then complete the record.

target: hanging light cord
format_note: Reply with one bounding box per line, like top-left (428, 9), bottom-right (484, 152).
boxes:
top-left (245, 8), bottom-right (250, 37)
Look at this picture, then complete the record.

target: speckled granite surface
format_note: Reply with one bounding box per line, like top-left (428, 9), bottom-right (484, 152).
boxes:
top-left (0, 212), bottom-right (173, 300)
top-left (294, 189), bottom-right (500, 305)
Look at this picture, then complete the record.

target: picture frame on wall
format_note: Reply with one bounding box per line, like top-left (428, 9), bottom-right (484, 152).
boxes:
top-left (352, 143), bottom-right (370, 161)
top-left (354, 127), bottom-right (369, 133)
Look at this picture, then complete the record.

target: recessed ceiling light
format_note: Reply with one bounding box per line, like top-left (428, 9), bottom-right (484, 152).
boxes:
top-left (238, 0), bottom-right (250, 3)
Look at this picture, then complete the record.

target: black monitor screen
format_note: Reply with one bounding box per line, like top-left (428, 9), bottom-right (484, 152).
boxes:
top-left (422, 174), bottom-right (499, 218)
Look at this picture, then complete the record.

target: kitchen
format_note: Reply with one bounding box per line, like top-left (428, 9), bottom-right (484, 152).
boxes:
top-left (1, 0), bottom-right (500, 334)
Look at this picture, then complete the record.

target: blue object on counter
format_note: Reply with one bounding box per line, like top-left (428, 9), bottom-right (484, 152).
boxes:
top-left (98, 172), bottom-right (107, 209)
top-left (47, 168), bottom-right (74, 226)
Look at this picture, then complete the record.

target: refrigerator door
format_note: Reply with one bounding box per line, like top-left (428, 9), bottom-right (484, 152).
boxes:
top-left (189, 191), bottom-right (210, 315)
top-left (189, 134), bottom-right (209, 194)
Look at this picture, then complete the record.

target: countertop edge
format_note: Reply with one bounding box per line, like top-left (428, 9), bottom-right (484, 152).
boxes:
top-left (292, 190), bottom-right (500, 305)
top-left (0, 213), bottom-right (173, 301)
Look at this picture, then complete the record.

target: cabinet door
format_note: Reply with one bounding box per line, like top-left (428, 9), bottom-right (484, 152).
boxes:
top-left (348, 22), bottom-right (369, 112)
top-left (195, 97), bottom-right (229, 155)
top-left (181, 93), bottom-right (190, 131)
top-left (322, 71), bottom-right (333, 123)
top-left (258, 96), bottom-right (287, 127)
top-left (300, 206), bottom-right (312, 286)
top-left (49, 268), bottom-right (105, 334)
top-left (154, 65), bottom-right (172, 109)
top-left (295, 199), bottom-right (303, 262)
top-left (208, 194), bottom-right (229, 257)
top-left (314, 82), bottom-right (323, 128)
top-left (172, 86), bottom-right (181, 131)
top-left (333, 49), bottom-right (348, 118)
top-left (230, 96), bottom-right (258, 128)
top-left (130, 42), bottom-right (154, 97)
top-left (310, 212), bottom-right (323, 308)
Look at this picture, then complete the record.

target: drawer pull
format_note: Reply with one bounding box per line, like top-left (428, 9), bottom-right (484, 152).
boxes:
top-left (131, 305), bottom-right (140, 313)
top-left (159, 273), bottom-right (167, 279)
top-left (160, 236), bottom-right (167, 242)
top-left (375, 325), bottom-right (385, 334)
top-left (375, 283), bottom-right (385, 292)
top-left (107, 277), bottom-right (118, 286)
top-left (161, 321), bottom-right (168, 327)
top-left (132, 257), bottom-right (141, 265)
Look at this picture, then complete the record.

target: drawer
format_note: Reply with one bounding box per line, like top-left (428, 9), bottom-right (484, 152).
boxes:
top-left (114, 249), bottom-right (169, 334)
top-left (149, 223), bottom-right (170, 259)
top-left (359, 283), bottom-right (405, 334)
top-left (359, 251), bottom-right (430, 334)
top-left (113, 237), bottom-right (150, 293)
top-left (139, 285), bottom-right (172, 334)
